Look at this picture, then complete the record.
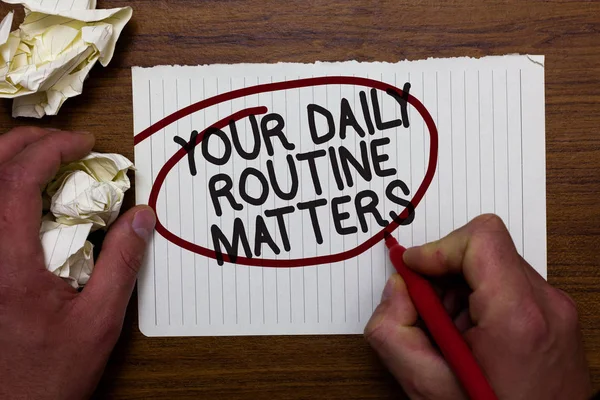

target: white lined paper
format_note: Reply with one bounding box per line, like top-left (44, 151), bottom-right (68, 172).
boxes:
top-left (133, 56), bottom-right (546, 337)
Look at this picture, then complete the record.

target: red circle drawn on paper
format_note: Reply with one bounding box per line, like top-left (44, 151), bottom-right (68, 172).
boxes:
top-left (134, 76), bottom-right (438, 267)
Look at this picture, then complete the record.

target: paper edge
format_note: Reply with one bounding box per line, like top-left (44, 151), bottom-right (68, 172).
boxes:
top-left (131, 54), bottom-right (545, 75)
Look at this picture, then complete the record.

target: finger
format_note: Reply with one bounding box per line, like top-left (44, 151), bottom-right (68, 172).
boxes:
top-left (403, 214), bottom-right (529, 296)
top-left (0, 131), bottom-right (95, 255)
top-left (375, 274), bottom-right (418, 325)
top-left (2, 130), bottom-right (94, 190)
top-left (0, 126), bottom-right (52, 165)
top-left (79, 206), bottom-right (155, 324)
top-left (365, 274), bottom-right (466, 399)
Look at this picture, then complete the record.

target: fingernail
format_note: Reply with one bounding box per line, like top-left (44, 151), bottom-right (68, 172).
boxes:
top-left (381, 275), bottom-right (397, 302)
top-left (132, 208), bottom-right (156, 242)
top-left (73, 130), bottom-right (91, 135)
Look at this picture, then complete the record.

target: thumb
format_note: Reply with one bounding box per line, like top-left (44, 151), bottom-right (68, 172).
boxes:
top-left (79, 205), bottom-right (155, 322)
top-left (365, 274), bottom-right (465, 400)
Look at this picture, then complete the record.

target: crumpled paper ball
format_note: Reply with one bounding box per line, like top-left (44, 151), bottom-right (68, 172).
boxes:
top-left (40, 219), bottom-right (95, 289)
top-left (0, 0), bottom-right (132, 118)
top-left (45, 152), bottom-right (134, 230)
top-left (39, 152), bottom-right (134, 288)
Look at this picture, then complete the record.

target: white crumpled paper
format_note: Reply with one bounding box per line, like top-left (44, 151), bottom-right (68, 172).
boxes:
top-left (46, 151), bottom-right (134, 230)
top-left (39, 219), bottom-right (94, 288)
top-left (0, 0), bottom-right (132, 118)
top-left (39, 152), bottom-right (134, 288)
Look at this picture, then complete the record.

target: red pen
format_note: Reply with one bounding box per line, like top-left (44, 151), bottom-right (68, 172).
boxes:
top-left (384, 233), bottom-right (498, 400)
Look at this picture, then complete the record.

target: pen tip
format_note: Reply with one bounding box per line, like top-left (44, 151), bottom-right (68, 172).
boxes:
top-left (384, 231), bottom-right (397, 249)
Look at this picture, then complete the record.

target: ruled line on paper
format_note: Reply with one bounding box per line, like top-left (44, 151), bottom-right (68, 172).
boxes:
top-left (506, 70), bottom-right (511, 231)
top-left (148, 79), bottom-right (157, 326)
top-left (478, 71), bottom-right (482, 216)
top-left (177, 81), bottom-right (184, 325)
top-left (464, 71), bottom-right (468, 223)
top-left (450, 71), bottom-right (455, 230)
top-left (159, 79), bottom-right (169, 326)
top-left (432, 71), bottom-right (436, 240)
top-left (519, 69), bottom-right (525, 257)
top-left (492, 70), bottom-right (496, 215)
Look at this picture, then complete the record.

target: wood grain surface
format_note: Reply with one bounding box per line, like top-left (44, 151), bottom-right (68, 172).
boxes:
top-left (0, 1), bottom-right (599, 398)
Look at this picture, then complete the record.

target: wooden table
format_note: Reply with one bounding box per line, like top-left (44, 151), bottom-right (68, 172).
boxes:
top-left (0, 1), bottom-right (599, 398)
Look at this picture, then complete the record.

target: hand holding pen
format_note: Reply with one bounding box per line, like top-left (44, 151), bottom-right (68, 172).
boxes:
top-left (366, 214), bottom-right (591, 400)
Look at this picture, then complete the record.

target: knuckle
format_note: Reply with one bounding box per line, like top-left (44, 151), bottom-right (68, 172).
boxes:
top-left (405, 376), bottom-right (431, 400)
top-left (364, 315), bottom-right (385, 345)
top-left (471, 213), bottom-right (507, 233)
top-left (87, 313), bottom-right (123, 347)
top-left (402, 365), bottom-right (454, 400)
top-left (364, 305), bottom-right (393, 349)
top-left (551, 288), bottom-right (580, 328)
top-left (0, 164), bottom-right (28, 187)
top-left (363, 324), bottom-right (383, 348)
top-left (509, 299), bottom-right (550, 348)
top-left (468, 214), bottom-right (517, 260)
